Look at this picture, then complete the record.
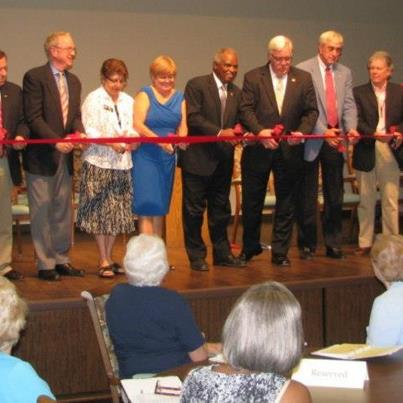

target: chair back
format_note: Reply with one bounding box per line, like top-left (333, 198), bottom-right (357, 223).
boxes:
top-left (81, 290), bottom-right (120, 403)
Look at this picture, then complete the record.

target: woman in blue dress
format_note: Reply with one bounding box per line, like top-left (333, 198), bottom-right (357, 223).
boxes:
top-left (132, 55), bottom-right (187, 237)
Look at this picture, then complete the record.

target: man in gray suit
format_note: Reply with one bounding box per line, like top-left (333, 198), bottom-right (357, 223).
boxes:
top-left (23, 32), bottom-right (85, 281)
top-left (0, 49), bottom-right (29, 280)
top-left (296, 31), bottom-right (358, 260)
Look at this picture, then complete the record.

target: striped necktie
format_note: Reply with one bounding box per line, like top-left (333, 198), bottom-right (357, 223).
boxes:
top-left (219, 84), bottom-right (227, 128)
top-left (57, 72), bottom-right (69, 127)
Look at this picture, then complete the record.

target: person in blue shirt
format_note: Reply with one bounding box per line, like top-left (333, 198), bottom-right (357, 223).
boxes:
top-left (106, 234), bottom-right (219, 378)
top-left (0, 277), bottom-right (55, 402)
top-left (366, 234), bottom-right (403, 346)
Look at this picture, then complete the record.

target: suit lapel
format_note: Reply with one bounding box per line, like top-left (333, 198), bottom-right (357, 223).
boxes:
top-left (261, 64), bottom-right (279, 115)
top-left (311, 60), bottom-right (326, 113)
top-left (1, 83), bottom-right (11, 127)
top-left (282, 68), bottom-right (299, 117)
top-left (208, 74), bottom-right (222, 127)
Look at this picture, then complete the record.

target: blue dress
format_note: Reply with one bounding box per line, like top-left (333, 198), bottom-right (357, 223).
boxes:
top-left (132, 86), bottom-right (183, 215)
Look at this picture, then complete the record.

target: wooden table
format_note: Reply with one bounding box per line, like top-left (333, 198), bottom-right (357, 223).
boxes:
top-left (160, 351), bottom-right (403, 403)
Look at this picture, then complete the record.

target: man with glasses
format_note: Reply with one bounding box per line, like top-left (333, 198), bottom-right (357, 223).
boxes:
top-left (23, 31), bottom-right (85, 281)
top-left (239, 35), bottom-right (318, 267)
top-left (296, 31), bottom-right (358, 261)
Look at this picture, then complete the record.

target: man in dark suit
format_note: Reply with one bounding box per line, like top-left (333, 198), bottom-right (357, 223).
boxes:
top-left (180, 48), bottom-right (245, 271)
top-left (296, 31), bottom-right (358, 260)
top-left (0, 50), bottom-right (29, 280)
top-left (240, 35), bottom-right (318, 266)
top-left (353, 51), bottom-right (403, 254)
top-left (23, 31), bottom-right (85, 281)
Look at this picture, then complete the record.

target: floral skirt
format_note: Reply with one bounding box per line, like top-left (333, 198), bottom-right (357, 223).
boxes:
top-left (76, 161), bottom-right (136, 235)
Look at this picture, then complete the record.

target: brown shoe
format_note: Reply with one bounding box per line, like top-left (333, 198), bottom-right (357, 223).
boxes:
top-left (354, 247), bottom-right (371, 256)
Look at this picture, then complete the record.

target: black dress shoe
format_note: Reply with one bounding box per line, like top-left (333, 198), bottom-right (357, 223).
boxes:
top-left (4, 269), bottom-right (24, 281)
top-left (300, 247), bottom-right (315, 260)
top-left (271, 255), bottom-right (291, 267)
top-left (55, 263), bottom-right (85, 277)
top-left (239, 247), bottom-right (263, 263)
top-left (190, 260), bottom-right (209, 271)
top-left (213, 254), bottom-right (246, 268)
top-left (38, 269), bottom-right (61, 281)
top-left (326, 247), bottom-right (344, 259)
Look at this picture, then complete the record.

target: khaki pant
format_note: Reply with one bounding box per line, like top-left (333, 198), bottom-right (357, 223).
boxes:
top-left (356, 141), bottom-right (400, 248)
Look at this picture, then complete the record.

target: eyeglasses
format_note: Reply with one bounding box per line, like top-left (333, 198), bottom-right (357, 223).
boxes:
top-left (55, 46), bottom-right (77, 53)
top-left (105, 77), bottom-right (127, 85)
top-left (271, 55), bottom-right (292, 63)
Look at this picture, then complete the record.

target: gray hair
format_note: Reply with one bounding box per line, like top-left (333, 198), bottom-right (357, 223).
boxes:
top-left (0, 277), bottom-right (28, 353)
top-left (367, 50), bottom-right (394, 72)
top-left (267, 35), bottom-right (293, 54)
top-left (213, 48), bottom-right (238, 64)
top-left (43, 31), bottom-right (73, 58)
top-left (319, 30), bottom-right (344, 46)
top-left (222, 281), bottom-right (304, 374)
top-left (123, 234), bottom-right (169, 287)
top-left (371, 234), bottom-right (403, 287)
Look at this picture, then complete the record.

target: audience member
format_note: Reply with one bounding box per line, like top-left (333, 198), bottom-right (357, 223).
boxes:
top-left (353, 51), bottom-right (403, 255)
top-left (0, 276), bottom-right (55, 402)
top-left (181, 281), bottom-right (311, 403)
top-left (77, 58), bottom-right (137, 278)
top-left (180, 48), bottom-right (244, 271)
top-left (23, 31), bottom-right (85, 281)
top-left (296, 31), bottom-right (358, 260)
top-left (131, 56), bottom-right (187, 237)
top-left (105, 234), bottom-right (219, 378)
top-left (366, 234), bottom-right (403, 346)
top-left (239, 35), bottom-right (318, 267)
top-left (0, 49), bottom-right (29, 280)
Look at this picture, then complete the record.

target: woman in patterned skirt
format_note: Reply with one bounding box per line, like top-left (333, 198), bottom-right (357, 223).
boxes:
top-left (77, 58), bottom-right (138, 278)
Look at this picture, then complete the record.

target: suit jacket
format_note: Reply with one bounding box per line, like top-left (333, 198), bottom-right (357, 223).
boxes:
top-left (240, 64), bottom-right (318, 172)
top-left (0, 81), bottom-right (29, 185)
top-left (297, 56), bottom-right (357, 161)
top-left (179, 74), bottom-right (241, 176)
top-left (353, 82), bottom-right (403, 171)
top-left (23, 63), bottom-right (84, 176)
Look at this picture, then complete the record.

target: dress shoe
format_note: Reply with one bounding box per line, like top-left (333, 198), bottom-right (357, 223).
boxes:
top-left (55, 263), bottom-right (85, 277)
top-left (38, 270), bottom-right (61, 281)
top-left (299, 247), bottom-right (315, 260)
top-left (239, 247), bottom-right (263, 263)
top-left (326, 247), bottom-right (344, 259)
top-left (4, 268), bottom-right (24, 281)
top-left (213, 254), bottom-right (246, 268)
top-left (354, 247), bottom-right (371, 256)
top-left (271, 255), bottom-right (291, 267)
top-left (190, 260), bottom-right (209, 271)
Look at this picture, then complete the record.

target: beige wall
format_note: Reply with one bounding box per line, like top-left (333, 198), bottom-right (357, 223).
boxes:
top-left (1, 0), bottom-right (402, 98)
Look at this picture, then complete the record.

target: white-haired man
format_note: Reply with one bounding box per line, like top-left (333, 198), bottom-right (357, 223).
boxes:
top-left (296, 31), bottom-right (358, 260)
top-left (240, 35), bottom-right (318, 267)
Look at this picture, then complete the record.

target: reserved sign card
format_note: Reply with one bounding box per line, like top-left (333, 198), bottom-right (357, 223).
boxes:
top-left (292, 358), bottom-right (369, 389)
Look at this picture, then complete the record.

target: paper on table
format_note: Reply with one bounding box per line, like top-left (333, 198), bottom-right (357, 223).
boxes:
top-left (311, 344), bottom-right (403, 360)
top-left (292, 358), bottom-right (368, 389)
top-left (121, 376), bottom-right (181, 403)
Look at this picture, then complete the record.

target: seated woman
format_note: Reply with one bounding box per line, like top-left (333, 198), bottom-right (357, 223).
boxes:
top-left (0, 277), bottom-right (55, 402)
top-left (181, 282), bottom-right (311, 403)
top-left (366, 234), bottom-right (403, 346)
top-left (105, 234), bottom-right (217, 378)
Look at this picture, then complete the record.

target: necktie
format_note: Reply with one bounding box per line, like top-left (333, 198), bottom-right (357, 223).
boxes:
top-left (219, 84), bottom-right (227, 128)
top-left (375, 91), bottom-right (386, 133)
top-left (57, 72), bottom-right (69, 127)
top-left (274, 78), bottom-right (284, 114)
top-left (325, 66), bottom-right (338, 128)
top-left (0, 95), bottom-right (4, 157)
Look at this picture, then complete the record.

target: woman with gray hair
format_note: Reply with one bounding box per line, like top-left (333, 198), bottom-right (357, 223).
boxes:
top-left (0, 277), bottom-right (55, 402)
top-left (105, 234), bottom-right (217, 378)
top-left (366, 234), bottom-right (403, 346)
top-left (181, 281), bottom-right (311, 402)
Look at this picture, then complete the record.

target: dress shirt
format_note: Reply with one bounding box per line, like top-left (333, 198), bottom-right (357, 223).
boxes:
top-left (81, 86), bottom-right (137, 170)
top-left (269, 65), bottom-right (287, 114)
top-left (372, 83), bottom-right (387, 133)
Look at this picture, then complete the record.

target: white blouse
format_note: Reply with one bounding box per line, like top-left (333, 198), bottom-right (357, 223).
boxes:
top-left (81, 86), bottom-right (138, 170)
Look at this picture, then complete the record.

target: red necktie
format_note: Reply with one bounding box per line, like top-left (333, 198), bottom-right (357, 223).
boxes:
top-left (0, 96), bottom-right (4, 157)
top-left (325, 66), bottom-right (338, 128)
